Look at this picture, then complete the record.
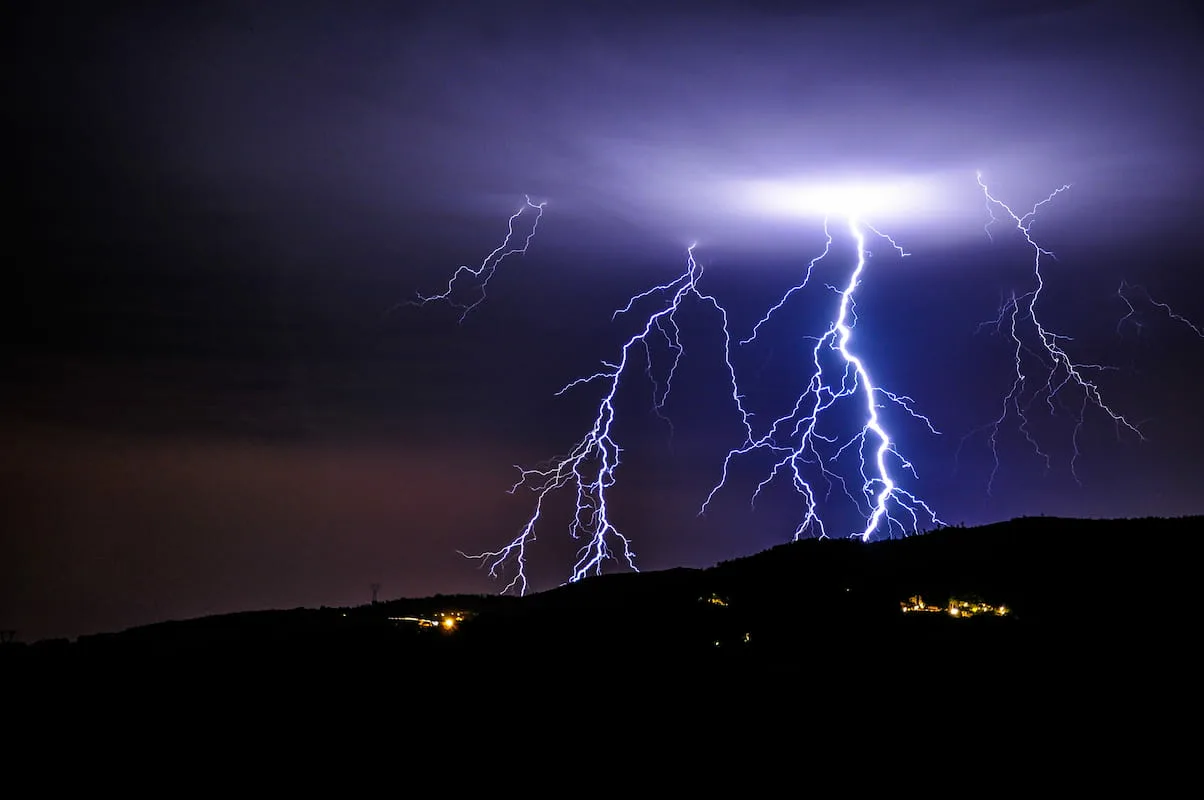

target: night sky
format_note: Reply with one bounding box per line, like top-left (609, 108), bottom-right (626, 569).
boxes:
top-left (6, 0), bottom-right (1203, 642)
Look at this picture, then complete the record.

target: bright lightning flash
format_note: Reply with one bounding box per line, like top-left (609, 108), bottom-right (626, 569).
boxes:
top-left (409, 196), bottom-right (545, 322)
top-left (461, 245), bottom-right (748, 593)
top-left (967, 173), bottom-right (1143, 490)
top-left (703, 215), bottom-right (942, 542)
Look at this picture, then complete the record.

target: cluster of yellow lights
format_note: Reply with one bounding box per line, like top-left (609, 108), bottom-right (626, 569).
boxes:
top-left (900, 595), bottom-right (1009, 618)
top-left (388, 611), bottom-right (468, 631)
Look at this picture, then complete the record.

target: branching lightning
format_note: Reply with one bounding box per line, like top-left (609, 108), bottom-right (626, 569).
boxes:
top-left (964, 173), bottom-right (1143, 491)
top-left (702, 217), bottom-right (942, 541)
top-left (432, 173), bottom-right (1184, 593)
top-left (461, 245), bottom-right (750, 593)
top-left (1116, 280), bottom-right (1204, 339)
top-left (406, 196), bottom-right (545, 322)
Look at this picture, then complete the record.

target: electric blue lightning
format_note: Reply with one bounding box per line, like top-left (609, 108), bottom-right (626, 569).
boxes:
top-left (419, 172), bottom-right (1194, 596)
top-left (407, 196), bottom-right (545, 322)
top-left (461, 245), bottom-right (750, 593)
top-left (703, 216), bottom-right (942, 542)
top-left (966, 174), bottom-right (1143, 490)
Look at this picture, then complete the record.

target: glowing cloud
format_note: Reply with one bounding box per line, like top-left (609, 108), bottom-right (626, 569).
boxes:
top-left (726, 173), bottom-right (961, 227)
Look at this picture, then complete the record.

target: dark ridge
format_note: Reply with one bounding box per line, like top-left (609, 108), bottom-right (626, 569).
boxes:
top-left (5, 515), bottom-right (1197, 722)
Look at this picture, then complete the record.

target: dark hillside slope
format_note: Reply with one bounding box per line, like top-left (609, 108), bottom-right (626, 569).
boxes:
top-left (4, 517), bottom-right (1196, 700)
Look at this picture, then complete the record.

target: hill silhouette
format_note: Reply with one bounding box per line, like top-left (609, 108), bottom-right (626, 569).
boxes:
top-left (4, 515), bottom-right (1196, 721)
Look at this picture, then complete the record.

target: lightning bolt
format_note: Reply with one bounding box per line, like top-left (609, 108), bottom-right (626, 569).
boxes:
top-left (404, 196), bottom-right (545, 322)
top-left (1116, 280), bottom-right (1204, 339)
top-left (462, 245), bottom-right (750, 593)
top-left (702, 217), bottom-right (942, 542)
top-left (964, 173), bottom-right (1143, 491)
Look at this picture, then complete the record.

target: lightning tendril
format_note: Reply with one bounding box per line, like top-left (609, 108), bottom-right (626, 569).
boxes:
top-left (460, 245), bottom-right (749, 593)
top-left (1116, 279), bottom-right (1204, 339)
top-left (963, 174), bottom-right (1143, 491)
top-left (405, 196), bottom-right (545, 322)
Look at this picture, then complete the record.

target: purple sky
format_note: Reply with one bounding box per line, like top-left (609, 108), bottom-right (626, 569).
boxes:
top-left (6, 0), bottom-right (1203, 641)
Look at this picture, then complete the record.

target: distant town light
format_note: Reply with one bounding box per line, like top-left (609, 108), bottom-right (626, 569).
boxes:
top-left (902, 595), bottom-right (1011, 619)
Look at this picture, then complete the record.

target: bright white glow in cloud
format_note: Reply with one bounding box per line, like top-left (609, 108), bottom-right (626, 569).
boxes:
top-left (730, 174), bottom-right (948, 221)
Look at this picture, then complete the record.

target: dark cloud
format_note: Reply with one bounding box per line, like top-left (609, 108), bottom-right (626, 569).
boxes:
top-left (15, 0), bottom-right (1199, 254)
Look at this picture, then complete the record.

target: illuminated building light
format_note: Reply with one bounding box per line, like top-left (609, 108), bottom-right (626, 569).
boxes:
top-left (901, 596), bottom-right (1012, 618)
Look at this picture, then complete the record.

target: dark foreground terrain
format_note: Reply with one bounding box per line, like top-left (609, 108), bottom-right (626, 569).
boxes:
top-left (4, 516), bottom-right (1198, 736)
